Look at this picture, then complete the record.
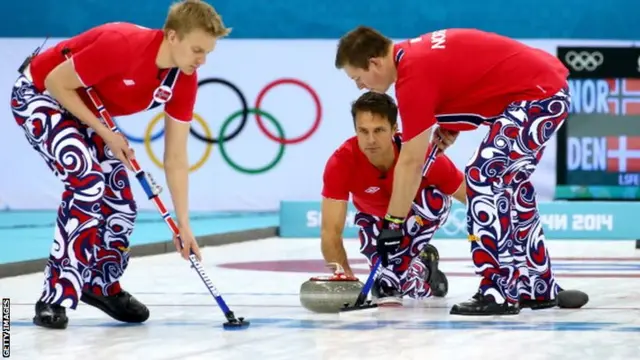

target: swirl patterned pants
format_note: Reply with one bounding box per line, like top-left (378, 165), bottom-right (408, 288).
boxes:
top-left (465, 87), bottom-right (570, 305)
top-left (10, 75), bottom-right (137, 309)
top-left (356, 186), bottom-right (452, 299)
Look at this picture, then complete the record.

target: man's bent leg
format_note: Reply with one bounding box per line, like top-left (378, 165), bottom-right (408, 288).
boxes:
top-left (401, 186), bottom-right (452, 299)
top-left (356, 212), bottom-right (403, 304)
top-left (83, 129), bottom-right (138, 296)
top-left (79, 126), bottom-right (148, 323)
top-left (512, 177), bottom-right (561, 308)
top-left (450, 115), bottom-right (523, 315)
top-left (506, 87), bottom-right (569, 308)
top-left (463, 118), bottom-right (520, 304)
top-left (508, 88), bottom-right (571, 307)
top-left (11, 75), bottom-right (106, 328)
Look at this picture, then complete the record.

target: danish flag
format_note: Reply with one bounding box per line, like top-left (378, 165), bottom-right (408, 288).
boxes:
top-left (606, 136), bottom-right (640, 172)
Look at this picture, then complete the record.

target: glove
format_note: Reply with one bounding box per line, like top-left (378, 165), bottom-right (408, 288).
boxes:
top-left (309, 262), bottom-right (359, 282)
top-left (377, 215), bottom-right (405, 267)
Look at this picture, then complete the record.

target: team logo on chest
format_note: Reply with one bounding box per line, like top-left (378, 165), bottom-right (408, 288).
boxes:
top-left (365, 186), bottom-right (380, 194)
top-left (146, 68), bottom-right (180, 111)
top-left (152, 85), bottom-right (173, 104)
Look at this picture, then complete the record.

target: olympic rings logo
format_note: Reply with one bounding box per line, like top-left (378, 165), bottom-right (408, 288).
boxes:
top-left (564, 51), bottom-right (604, 72)
top-left (115, 77), bottom-right (322, 175)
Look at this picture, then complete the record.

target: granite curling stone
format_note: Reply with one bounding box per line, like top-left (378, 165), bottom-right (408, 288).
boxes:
top-left (557, 289), bottom-right (589, 309)
top-left (300, 276), bottom-right (365, 313)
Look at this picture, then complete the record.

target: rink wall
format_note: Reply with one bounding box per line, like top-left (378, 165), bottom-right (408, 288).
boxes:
top-left (0, 227), bottom-right (278, 279)
top-left (279, 200), bottom-right (640, 240)
top-left (0, 211), bottom-right (278, 278)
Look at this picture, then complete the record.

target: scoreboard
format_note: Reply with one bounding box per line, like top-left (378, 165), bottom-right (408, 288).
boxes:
top-left (555, 47), bottom-right (640, 200)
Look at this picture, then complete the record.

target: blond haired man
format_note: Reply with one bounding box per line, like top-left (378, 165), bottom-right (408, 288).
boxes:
top-left (10, 0), bottom-right (230, 329)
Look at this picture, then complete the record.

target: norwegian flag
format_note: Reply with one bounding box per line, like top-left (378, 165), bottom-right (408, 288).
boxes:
top-left (606, 78), bottom-right (640, 115)
top-left (607, 136), bottom-right (640, 172)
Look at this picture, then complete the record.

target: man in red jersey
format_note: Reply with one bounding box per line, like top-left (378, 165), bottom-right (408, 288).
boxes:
top-left (9, 0), bottom-right (230, 329)
top-left (321, 91), bottom-right (466, 306)
top-left (334, 27), bottom-right (572, 315)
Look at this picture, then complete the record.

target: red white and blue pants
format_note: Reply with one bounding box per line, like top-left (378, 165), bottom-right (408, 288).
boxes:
top-left (465, 87), bottom-right (570, 304)
top-left (10, 74), bottom-right (137, 309)
top-left (356, 186), bottom-right (453, 299)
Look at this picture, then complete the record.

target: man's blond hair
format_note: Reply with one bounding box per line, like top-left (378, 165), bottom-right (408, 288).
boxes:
top-left (163, 0), bottom-right (231, 38)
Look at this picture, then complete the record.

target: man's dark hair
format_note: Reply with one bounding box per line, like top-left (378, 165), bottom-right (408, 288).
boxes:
top-left (335, 26), bottom-right (393, 70)
top-left (350, 91), bottom-right (398, 127)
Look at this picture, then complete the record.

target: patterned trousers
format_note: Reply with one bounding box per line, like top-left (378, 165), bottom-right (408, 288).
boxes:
top-left (10, 74), bottom-right (137, 309)
top-left (465, 86), bottom-right (570, 304)
top-left (356, 186), bottom-right (452, 299)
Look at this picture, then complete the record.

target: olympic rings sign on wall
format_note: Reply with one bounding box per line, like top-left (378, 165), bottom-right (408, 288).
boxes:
top-left (564, 50), bottom-right (604, 72)
top-left (115, 77), bottom-right (322, 175)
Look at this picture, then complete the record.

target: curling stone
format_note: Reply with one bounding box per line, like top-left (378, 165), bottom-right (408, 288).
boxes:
top-left (557, 289), bottom-right (589, 309)
top-left (300, 276), bottom-right (365, 313)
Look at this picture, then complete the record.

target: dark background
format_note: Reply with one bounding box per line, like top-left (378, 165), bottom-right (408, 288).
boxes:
top-left (555, 46), bottom-right (640, 200)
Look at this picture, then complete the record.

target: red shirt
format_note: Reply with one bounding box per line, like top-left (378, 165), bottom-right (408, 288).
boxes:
top-left (393, 28), bottom-right (569, 140)
top-left (29, 22), bottom-right (197, 122)
top-left (322, 134), bottom-right (463, 217)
